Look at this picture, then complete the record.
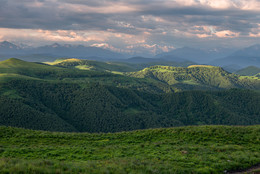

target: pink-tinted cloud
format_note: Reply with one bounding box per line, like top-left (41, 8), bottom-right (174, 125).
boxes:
top-left (214, 30), bottom-right (240, 38)
top-left (58, 2), bottom-right (139, 14)
top-left (249, 24), bottom-right (260, 37)
top-left (0, 0), bottom-right (260, 55)
top-left (171, 0), bottom-right (260, 10)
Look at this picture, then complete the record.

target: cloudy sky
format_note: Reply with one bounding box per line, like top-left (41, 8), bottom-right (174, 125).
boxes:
top-left (0, 0), bottom-right (260, 55)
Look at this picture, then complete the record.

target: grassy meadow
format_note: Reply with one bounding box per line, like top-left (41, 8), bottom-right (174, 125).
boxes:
top-left (0, 125), bottom-right (260, 173)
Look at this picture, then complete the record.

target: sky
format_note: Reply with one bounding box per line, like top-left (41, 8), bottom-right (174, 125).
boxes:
top-left (0, 0), bottom-right (260, 55)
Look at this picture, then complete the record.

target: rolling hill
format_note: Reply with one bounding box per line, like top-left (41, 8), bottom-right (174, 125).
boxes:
top-left (0, 58), bottom-right (111, 80)
top-left (235, 66), bottom-right (260, 76)
top-left (127, 65), bottom-right (260, 90)
top-left (47, 58), bottom-right (195, 74)
top-left (45, 58), bottom-right (260, 91)
top-left (0, 58), bottom-right (260, 133)
top-left (0, 58), bottom-right (176, 93)
top-left (0, 125), bottom-right (259, 173)
top-left (47, 58), bottom-right (137, 72)
top-left (0, 78), bottom-right (260, 132)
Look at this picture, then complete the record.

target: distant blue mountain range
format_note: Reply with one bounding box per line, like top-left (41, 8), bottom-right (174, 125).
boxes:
top-left (0, 41), bottom-right (259, 68)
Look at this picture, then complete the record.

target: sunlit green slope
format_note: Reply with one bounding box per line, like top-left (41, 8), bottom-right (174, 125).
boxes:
top-left (0, 58), bottom-right (175, 93)
top-left (128, 65), bottom-right (260, 90)
top-left (0, 125), bottom-right (259, 173)
top-left (46, 58), bottom-right (194, 73)
top-left (0, 58), bottom-right (111, 80)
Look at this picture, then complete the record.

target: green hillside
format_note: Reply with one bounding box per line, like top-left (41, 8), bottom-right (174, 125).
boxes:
top-left (128, 65), bottom-right (260, 90)
top-left (1, 58), bottom-right (259, 92)
top-left (0, 58), bottom-right (260, 173)
top-left (48, 58), bottom-right (137, 72)
top-left (0, 79), bottom-right (259, 132)
top-left (0, 125), bottom-right (260, 173)
top-left (0, 58), bottom-right (111, 80)
top-left (0, 58), bottom-right (176, 93)
top-left (0, 58), bottom-right (260, 132)
top-left (46, 58), bottom-right (194, 73)
top-left (235, 66), bottom-right (260, 76)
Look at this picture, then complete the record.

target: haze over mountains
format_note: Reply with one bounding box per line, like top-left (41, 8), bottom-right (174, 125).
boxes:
top-left (155, 47), bottom-right (236, 63)
top-left (1, 41), bottom-right (260, 70)
top-left (0, 41), bottom-right (124, 61)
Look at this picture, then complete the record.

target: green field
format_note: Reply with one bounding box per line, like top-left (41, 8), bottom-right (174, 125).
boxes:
top-left (0, 125), bottom-right (260, 174)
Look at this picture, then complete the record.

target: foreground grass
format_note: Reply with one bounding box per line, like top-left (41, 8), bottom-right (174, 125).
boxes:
top-left (0, 125), bottom-right (260, 173)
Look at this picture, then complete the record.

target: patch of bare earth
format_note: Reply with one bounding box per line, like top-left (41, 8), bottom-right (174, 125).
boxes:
top-left (228, 164), bottom-right (260, 174)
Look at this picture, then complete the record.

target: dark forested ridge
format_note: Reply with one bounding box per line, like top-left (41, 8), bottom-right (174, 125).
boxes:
top-left (0, 58), bottom-right (260, 133)
top-left (0, 79), bottom-right (259, 132)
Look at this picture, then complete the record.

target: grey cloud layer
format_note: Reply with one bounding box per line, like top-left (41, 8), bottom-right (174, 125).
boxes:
top-left (0, 0), bottom-right (260, 52)
top-left (0, 0), bottom-right (259, 33)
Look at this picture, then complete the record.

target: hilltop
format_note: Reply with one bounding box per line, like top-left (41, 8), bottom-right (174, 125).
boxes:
top-left (0, 58), bottom-right (111, 79)
top-left (235, 66), bottom-right (260, 76)
top-left (1, 58), bottom-right (259, 92)
top-left (128, 65), bottom-right (260, 90)
top-left (46, 58), bottom-right (137, 72)
top-left (0, 58), bottom-right (176, 93)
top-left (45, 58), bottom-right (194, 74)
top-left (0, 125), bottom-right (259, 173)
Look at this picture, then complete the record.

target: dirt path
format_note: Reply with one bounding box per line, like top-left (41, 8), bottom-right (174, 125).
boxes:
top-left (228, 164), bottom-right (260, 174)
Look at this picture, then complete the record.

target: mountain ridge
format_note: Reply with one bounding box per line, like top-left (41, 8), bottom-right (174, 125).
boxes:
top-left (235, 66), bottom-right (260, 76)
top-left (0, 58), bottom-right (259, 133)
top-left (127, 65), bottom-right (260, 90)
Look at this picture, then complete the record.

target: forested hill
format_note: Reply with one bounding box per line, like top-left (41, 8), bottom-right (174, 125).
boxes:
top-left (0, 58), bottom-right (111, 79)
top-left (1, 58), bottom-right (259, 92)
top-left (0, 58), bottom-right (260, 133)
top-left (48, 58), bottom-right (194, 72)
top-left (128, 65), bottom-right (260, 90)
top-left (0, 79), bottom-right (259, 132)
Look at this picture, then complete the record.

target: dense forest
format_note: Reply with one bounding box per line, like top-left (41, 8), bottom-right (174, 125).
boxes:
top-left (0, 79), bottom-right (259, 132)
top-left (0, 58), bottom-right (260, 132)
